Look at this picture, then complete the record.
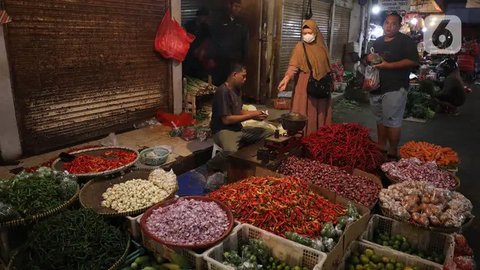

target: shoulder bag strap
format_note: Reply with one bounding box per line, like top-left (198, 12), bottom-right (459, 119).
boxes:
top-left (302, 43), bottom-right (313, 76)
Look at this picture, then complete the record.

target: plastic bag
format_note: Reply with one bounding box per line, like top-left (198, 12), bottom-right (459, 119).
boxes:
top-left (154, 9), bottom-right (195, 62)
top-left (362, 65), bottom-right (380, 91)
top-left (51, 170), bottom-right (79, 200)
top-left (156, 111), bottom-right (195, 127)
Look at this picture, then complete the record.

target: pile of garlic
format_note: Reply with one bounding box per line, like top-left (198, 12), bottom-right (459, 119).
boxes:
top-left (101, 169), bottom-right (177, 212)
top-left (380, 181), bottom-right (473, 228)
top-left (148, 168), bottom-right (178, 194)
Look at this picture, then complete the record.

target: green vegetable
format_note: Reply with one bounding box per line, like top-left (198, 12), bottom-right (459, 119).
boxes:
top-left (224, 251), bottom-right (242, 266)
top-left (285, 232), bottom-right (313, 246)
top-left (321, 222), bottom-right (335, 238)
top-left (0, 168), bottom-right (78, 221)
top-left (346, 203), bottom-right (360, 219)
top-left (19, 208), bottom-right (127, 270)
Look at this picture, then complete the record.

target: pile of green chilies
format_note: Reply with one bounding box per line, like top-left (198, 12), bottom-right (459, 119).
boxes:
top-left (18, 208), bottom-right (127, 270)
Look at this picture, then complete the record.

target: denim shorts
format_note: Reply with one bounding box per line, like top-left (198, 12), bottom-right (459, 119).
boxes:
top-left (369, 88), bottom-right (408, 128)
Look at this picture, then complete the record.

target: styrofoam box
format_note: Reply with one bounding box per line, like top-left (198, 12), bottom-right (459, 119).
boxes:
top-left (204, 223), bottom-right (327, 270)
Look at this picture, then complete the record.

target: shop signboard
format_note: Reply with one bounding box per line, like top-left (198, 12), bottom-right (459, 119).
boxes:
top-left (410, 0), bottom-right (443, 13)
top-left (379, 0), bottom-right (410, 11)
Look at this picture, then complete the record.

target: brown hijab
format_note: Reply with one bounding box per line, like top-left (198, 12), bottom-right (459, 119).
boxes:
top-left (288, 20), bottom-right (331, 80)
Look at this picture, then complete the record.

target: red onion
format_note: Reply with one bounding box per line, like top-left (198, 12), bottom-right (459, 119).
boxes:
top-left (278, 156), bottom-right (381, 207)
top-left (381, 158), bottom-right (457, 189)
top-left (145, 198), bottom-right (229, 245)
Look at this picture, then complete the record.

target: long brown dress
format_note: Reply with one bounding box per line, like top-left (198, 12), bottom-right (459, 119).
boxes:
top-left (284, 19), bottom-right (333, 135)
top-left (286, 67), bottom-right (333, 135)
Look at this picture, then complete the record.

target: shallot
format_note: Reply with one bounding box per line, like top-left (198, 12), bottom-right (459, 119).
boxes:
top-left (381, 158), bottom-right (457, 189)
top-left (145, 198), bottom-right (230, 245)
top-left (279, 156), bottom-right (381, 207)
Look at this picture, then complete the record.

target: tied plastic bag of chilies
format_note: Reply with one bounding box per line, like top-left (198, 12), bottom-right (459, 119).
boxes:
top-left (362, 65), bottom-right (380, 92)
top-left (154, 9), bottom-right (195, 62)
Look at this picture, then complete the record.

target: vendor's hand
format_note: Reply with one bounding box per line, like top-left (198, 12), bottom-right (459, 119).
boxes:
top-left (278, 77), bottom-right (289, 92)
top-left (252, 110), bottom-right (267, 121)
top-left (373, 61), bottom-right (391, 70)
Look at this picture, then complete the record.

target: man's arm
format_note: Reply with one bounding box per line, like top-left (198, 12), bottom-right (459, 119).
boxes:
top-left (374, 59), bottom-right (418, 70)
top-left (222, 111), bottom-right (263, 125)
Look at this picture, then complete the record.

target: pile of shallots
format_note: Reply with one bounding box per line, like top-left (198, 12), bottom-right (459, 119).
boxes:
top-left (144, 198), bottom-right (230, 245)
top-left (379, 181), bottom-right (473, 228)
top-left (381, 158), bottom-right (457, 189)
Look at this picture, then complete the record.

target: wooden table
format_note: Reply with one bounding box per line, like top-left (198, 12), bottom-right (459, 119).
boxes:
top-left (227, 140), bottom-right (303, 182)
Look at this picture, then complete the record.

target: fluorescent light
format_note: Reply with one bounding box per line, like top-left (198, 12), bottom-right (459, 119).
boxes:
top-left (411, 18), bottom-right (418, 25)
top-left (422, 27), bottom-right (427, 32)
top-left (371, 5), bottom-right (381, 15)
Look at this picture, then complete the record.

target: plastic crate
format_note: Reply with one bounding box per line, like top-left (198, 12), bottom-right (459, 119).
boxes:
top-left (204, 224), bottom-right (327, 270)
top-left (338, 241), bottom-right (443, 270)
top-left (360, 215), bottom-right (454, 266)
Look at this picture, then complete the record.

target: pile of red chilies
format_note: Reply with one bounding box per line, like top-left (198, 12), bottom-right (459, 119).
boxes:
top-left (278, 156), bottom-right (381, 207)
top-left (302, 123), bottom-right (385, 173)
top-left (64, 150), bottom-right (137, 174)
top-left (208, 176), bottom-right (346, 237)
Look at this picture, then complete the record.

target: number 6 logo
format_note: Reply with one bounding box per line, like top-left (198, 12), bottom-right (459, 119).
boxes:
top-left (424, 15), bottom-right (462, 55)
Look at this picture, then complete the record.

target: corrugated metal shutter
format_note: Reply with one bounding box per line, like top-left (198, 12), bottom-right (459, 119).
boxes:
top-left (310, 0), bottom-right (332, 47)
top-left (277, 0), bottom-right (304, 85)
top-left (3, 0), bottom-right (171, 154)
top-left (277, 0), bottom-right (332, 85)
top-left (181, 0), bottom-right (202, 26)
top-left (330, 5), bottom-right (351, 63)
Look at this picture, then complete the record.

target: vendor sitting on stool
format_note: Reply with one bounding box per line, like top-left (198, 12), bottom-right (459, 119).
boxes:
top-left (434, 58), bottom-right (466, 115)
top-left (206, 63), bottom-right (273, 175)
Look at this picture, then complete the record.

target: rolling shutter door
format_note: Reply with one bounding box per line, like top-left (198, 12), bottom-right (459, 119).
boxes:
top-left (3, 0), bottom-right (171, 154)
top-left (277, 0), bottom-right (304, 86)
top-left (330, 5), bottom-right (351, 63)
top-left (310, 0), bottom-right (332, 48)
top-left (181, 0), bottom-right (201, 26)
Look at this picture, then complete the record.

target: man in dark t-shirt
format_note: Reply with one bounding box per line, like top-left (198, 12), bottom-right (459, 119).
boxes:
top-left (207, 63), bottom-right (271, 173)
top-left (368, 13), bottom-right (419, 160)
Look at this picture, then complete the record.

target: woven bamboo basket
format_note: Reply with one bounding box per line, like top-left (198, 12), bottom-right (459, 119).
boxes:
top-left (0, 184), bottom-right (80, 228)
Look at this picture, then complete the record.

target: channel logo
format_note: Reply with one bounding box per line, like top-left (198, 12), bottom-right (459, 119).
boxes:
top-left (424, 15), bottom-right (462, 55)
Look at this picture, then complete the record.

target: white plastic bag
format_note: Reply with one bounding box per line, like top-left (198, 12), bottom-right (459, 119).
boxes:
top-left (362, 65), bottom-right (380, 91)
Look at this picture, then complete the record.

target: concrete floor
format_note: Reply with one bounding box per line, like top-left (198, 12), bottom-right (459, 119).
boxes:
top-left (333, 83), bottom-right (480, 257)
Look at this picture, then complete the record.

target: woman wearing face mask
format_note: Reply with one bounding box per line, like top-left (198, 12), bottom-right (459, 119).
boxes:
top-left (278, 20), bottom-right (332, 135)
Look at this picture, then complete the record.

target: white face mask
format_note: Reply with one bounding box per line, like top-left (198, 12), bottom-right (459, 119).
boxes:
top-left (303, 33), bottom-right (316, 43)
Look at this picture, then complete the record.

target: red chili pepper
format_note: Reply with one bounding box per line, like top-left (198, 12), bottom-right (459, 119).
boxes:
top-left (209, 176), bottom-right (346, 237)
top-left (301, 123), bottom-right (385, 173)
top-left (64, 150), bottom-right (137, 174)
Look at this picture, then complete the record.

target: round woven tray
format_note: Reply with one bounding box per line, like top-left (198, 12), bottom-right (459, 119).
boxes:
top-left (140, 196), bottom-right (235, 250)
top-left (384, 171), bottom-right (461, 190)
top-left (79, 169), bottom-right (177, 217)
top-left (7, 234), bottom-right (131, 270)
top-left (380, 203), bottom-right (474, 233)
top-left (0, 184), bottom-right (80, 228)
top-left (51, 146), bottom-right (139, 178)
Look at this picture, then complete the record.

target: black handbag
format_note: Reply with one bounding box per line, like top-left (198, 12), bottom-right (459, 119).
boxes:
top-left (302, 43), bottom-right (332, 99)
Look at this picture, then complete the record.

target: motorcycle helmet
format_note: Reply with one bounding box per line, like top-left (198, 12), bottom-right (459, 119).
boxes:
top-left (436, 58), bottom-right (458, 81)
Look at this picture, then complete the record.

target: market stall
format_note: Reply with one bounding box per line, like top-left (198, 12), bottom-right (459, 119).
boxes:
top-left (0, 116), bottom-right (476, 270)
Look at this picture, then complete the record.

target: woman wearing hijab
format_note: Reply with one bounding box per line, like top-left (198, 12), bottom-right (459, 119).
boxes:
top-left (278, 20), bottom-right (332, 135)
